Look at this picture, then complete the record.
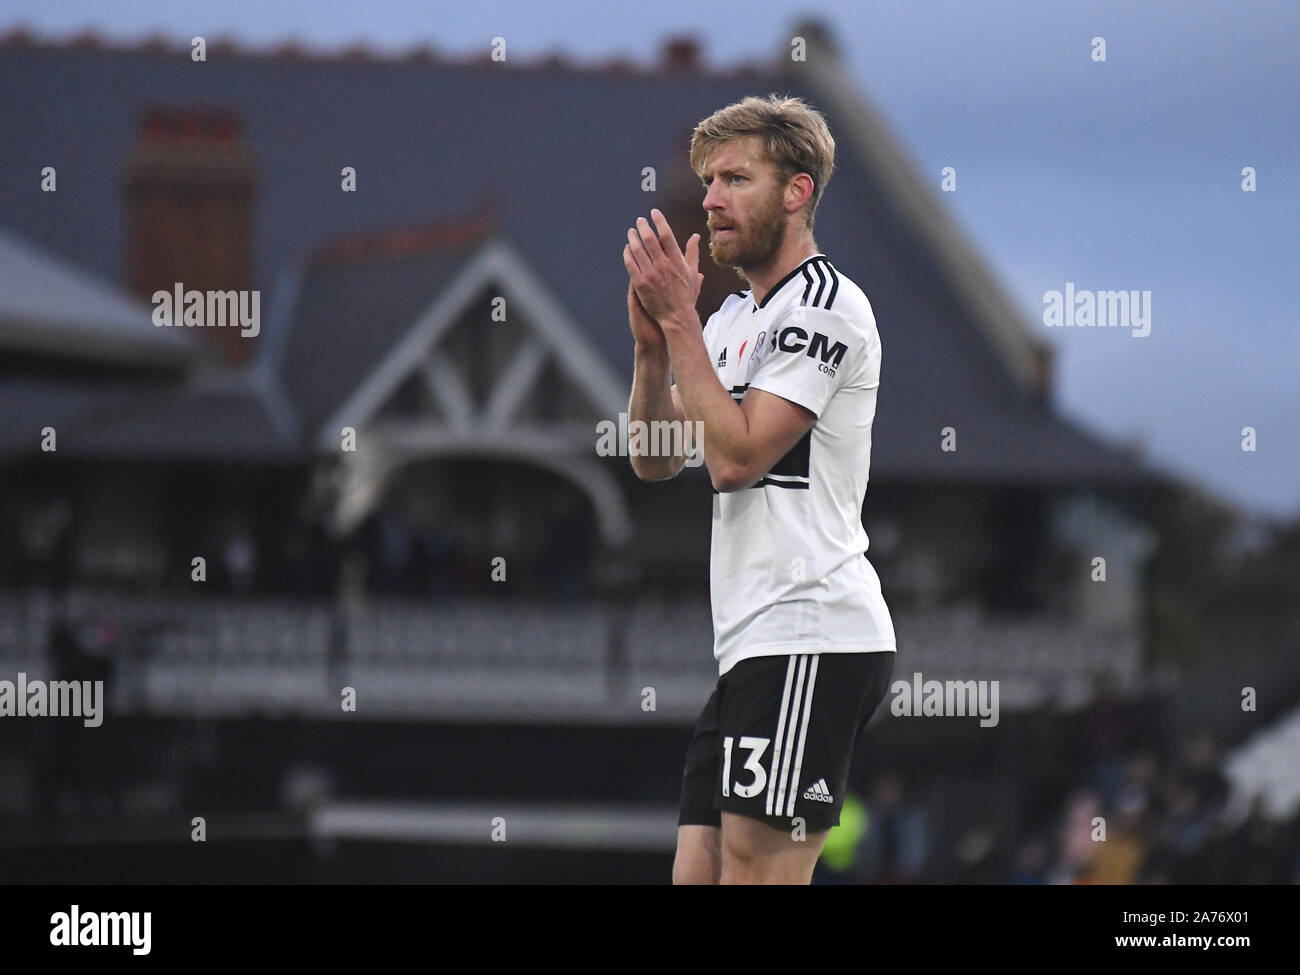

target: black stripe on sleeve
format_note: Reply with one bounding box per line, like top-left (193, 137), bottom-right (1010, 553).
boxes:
top-left (820, 260), bottom-right (839, 309)
top-left (810, 261), bottom-right (828, 307)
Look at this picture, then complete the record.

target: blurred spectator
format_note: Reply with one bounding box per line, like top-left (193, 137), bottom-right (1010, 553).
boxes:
top-left (1049, 789), bottom-right (1102, 883)
top-left (814, 793), bottom-right (868, 884)
top-left (543, 491), bottom-right (592, 604)
top-left (36, 610), bottom-right (119, 818)
top-left (222, 515), bottom-right (258, 594)
top-left (952, 821), bottom-right (1002, 883)
top-left (1083, 789), bottom-right (1148, 884)
top-left (854, 772), bottom-right (927, 883)
top-left (373, 509), bottom-right (414, 593)
top-left (1227, 797), bottom-right (1291, 884)
top-left (1178, 732), bottom-right (1229, 814)
top-left (1011, 833), bottom-right (1050, 884)
top-left (1080, 672), bottom-right (1137, 807)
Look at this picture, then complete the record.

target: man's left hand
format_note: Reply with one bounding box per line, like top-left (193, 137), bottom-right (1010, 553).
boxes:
top-left (623, 208), bottom-right (704, 331)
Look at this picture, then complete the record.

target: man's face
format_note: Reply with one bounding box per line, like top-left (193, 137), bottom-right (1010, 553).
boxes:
top-left (700, 136), bottom-right (789, 273)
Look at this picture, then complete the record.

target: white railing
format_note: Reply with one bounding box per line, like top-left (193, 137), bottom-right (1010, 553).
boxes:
top-left (0, 589), bottom-right (1141, 718)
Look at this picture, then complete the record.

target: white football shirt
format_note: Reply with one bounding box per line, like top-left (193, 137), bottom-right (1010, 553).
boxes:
top-left (699, 252), bottom-right (896, 675)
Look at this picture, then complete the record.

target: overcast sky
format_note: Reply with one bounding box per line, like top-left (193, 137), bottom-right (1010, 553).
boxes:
top-left (5, 0), bottom-right (1298, 520)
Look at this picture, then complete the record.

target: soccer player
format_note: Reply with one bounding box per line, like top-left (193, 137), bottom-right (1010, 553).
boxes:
top-left (623, 94), bottom-right (897, 885)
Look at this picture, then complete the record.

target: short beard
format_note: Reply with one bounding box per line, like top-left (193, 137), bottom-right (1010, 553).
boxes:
top-left (710, 188), bottom-right (788, 281)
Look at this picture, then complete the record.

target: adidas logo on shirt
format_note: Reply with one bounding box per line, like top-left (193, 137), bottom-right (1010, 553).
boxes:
top-left (802, 778), bottom-right (834, 803)
top-left (717, 347), bottom-right (727, 368)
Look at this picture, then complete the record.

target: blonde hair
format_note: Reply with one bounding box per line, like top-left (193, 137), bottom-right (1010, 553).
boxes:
top-left (689, 93), bottom-right (836, 231)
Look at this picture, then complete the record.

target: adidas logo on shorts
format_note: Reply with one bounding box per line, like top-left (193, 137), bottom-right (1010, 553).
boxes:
top-left (802, 778), bottom-right (834, 803)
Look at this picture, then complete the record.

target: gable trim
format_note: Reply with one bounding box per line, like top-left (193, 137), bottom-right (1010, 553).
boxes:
top-left (315, 238), bottom-right (627, 449)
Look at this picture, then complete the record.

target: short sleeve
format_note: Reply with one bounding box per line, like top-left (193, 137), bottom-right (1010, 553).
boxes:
top-left (700, 309), bottom-right (718, 352)
top-left (746, 305), bottom-right (869, 418)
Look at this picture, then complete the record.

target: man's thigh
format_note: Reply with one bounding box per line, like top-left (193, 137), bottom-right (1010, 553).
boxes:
top-left (673, 825), bottom-right (720, 884)
top-left (720, 812), bottom-right (828, 883)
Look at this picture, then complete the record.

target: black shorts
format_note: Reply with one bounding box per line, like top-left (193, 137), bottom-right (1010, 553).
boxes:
top-left (678, 651), bottom-right (894, 832)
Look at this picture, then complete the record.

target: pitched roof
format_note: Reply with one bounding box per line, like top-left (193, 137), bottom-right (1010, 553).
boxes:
top-left (0, 26), bottom-right (1159, 485)
top-left (0, 373), bottom-right (178, 456)
top-left (0, 225), bottom-right (198, 459)
top-left (277, 218), bottom-right (490, 438)
top-left (0, 226), bottom-right (194, 369)
top-left (302, 226), bottom-right (630, 445)
top-left (63, 368), bottom-right (299, 460)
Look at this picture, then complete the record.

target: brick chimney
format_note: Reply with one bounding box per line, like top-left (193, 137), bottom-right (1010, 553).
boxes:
top-left (122, 108), bottom-right (259, 365)
top-left (661, 37), bottom-right (700, 72)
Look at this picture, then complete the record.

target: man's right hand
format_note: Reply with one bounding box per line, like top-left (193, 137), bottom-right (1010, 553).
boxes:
top-left (628, 278), bottom-right (666, 352)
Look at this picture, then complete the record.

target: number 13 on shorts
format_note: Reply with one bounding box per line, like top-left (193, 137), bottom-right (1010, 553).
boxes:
top-left (721, 736), bottom-right (772, 799)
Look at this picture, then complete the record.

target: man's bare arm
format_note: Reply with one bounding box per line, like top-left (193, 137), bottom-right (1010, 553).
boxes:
top-left (628, 340), bottom-right (690, 481)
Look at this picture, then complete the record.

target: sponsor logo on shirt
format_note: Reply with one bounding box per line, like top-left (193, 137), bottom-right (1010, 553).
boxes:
top-left (774, 325), bottom-right (848, 377)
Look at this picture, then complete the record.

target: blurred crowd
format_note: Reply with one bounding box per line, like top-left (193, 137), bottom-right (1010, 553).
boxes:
top-left (817, 723), bottom-right (1300, 885)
